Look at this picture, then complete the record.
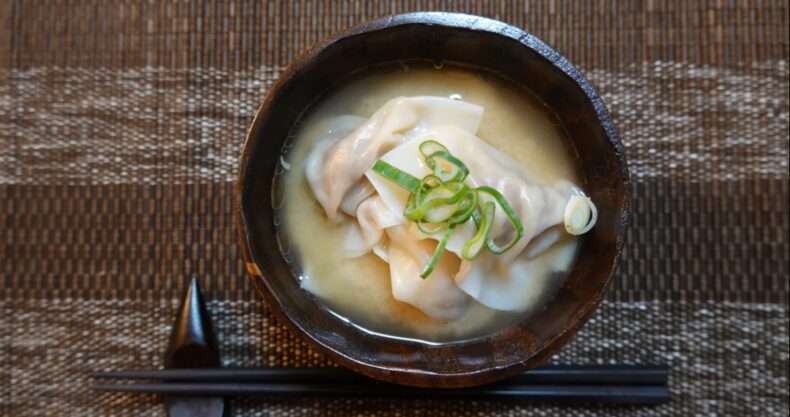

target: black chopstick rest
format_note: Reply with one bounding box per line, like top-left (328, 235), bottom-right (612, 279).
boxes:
top-left (163, 276), bottom-right (225, 417)
top-left (165, 276), bottom-right (221, 368)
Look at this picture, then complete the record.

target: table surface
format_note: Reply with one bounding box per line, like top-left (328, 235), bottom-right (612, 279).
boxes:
top-left (1, 1), bottom-right (788, 416)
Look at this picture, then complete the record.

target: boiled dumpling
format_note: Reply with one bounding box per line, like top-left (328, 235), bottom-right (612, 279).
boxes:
top-left (366, 126), bottom-right (587, 312)
top-left (367, 126), bottom-right (582, 261)
top-left (454, 238), bottom-right (577, 311)
top-left (304, 96), bottom-right (593, 318)
top-left (305, 97), bottom-right (483, 222)
top-left (343, 195), bottom-right (401, 257)
top-left (304, 115), bottom-right (369, 217)
top-left (386, 226), bottom-right (471, 320)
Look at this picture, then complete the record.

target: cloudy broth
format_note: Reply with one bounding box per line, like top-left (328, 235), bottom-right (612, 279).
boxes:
top-left (276, 63), bottom-right (579, 343)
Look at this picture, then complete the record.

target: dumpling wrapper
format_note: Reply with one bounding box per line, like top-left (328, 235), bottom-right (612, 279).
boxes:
top-left (455, 237), bottom-right (577, 311)
top-left (305, 99), bottom-right (585, 315)
top-left (386, 225), bottom-right (471, 320)
top-left (366, 126), bottom-right (583, 311)
top-left (303, 115), bottom-right (370, 217)
top-left (366, 126), bottom-right (580, 260)
top-left (346, 204), bottom-right (474, 320)
top-left (305, 97), bottom-right (483, 222)
top-left (343, 195), bottom-right (401, 257)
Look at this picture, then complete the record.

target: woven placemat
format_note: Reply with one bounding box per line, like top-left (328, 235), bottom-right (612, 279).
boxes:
top-left (1, 1), bottom-right (788, 416)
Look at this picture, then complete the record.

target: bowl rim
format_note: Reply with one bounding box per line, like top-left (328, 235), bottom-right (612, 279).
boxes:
top-left (236, 11), bottom-right (630, 387)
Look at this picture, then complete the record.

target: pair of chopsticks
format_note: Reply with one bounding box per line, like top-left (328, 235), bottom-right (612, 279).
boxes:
top-left (92, 365), bottom-right (670, 405)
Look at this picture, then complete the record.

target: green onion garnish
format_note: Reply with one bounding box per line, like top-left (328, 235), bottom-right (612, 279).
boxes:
top-left (563, 195), bottom-right (597, 235)
top-left (371, 160), bottom-right (421, 194)
top-left (420, 140), bottom-right (469, 182)
top-left (446, 189), bottom-right (478, 225)
top-left (371, 140), bottom-right (526, 278)
top-left (405, 182), bottom-right (473, 223)
top-left (419, 225), bottom-right (455, 279)
top-left (416, 220), bottom-right (449, 235)
top-left (476, 186), bottom-right (525, 254)
top-left (462, 202), bottom-right (494, 260)
top-left (418, 140), bottom-right (450, 156)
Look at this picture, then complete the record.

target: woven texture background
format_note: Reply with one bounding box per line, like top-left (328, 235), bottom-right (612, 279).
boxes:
top-left (1, 1), bottom-right (788, 416)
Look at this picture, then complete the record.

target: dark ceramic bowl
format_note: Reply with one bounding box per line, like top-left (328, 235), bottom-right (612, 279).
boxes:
top-left (237, 12), bottom-right (629, 388)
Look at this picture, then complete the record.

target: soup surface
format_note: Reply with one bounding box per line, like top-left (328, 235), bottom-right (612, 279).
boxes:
top-left (277, 63), bottom-right (580, 343)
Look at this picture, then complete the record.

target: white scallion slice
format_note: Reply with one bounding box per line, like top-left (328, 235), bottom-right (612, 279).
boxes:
top-left (564, 195), bottom-right (598, 235)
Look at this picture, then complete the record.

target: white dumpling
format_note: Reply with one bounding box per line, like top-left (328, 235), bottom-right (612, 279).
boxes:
top-left (455, 238), bottom-right (577, 311)
top-left (304, 115), bottom-right (369, 217)
top-left (366, 126), bottom-right (586, 312)
top-left (386, 226), bottom-right (471, 320)
top-left (367, 126), bottom-right (581, 262)
top-left (304, 97), bottom-right (590, 317)
top-left (305, 97), bottom-right (483, 222)
top-left (337, 180), bottom-right (376, 217)
top-left (343, 196), bottom-right (401, 258)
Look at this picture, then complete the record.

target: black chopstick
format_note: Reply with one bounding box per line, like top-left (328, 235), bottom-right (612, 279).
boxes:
top-left (92, 365), bottom-right (670, 405)
top-left (92, 365), bottom-right (668, 386)
top-left (93, 382), bottom-right (670, 405)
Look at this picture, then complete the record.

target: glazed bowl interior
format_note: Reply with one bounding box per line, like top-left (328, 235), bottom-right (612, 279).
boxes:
top-left (237, 12), bottom-right (628, 388)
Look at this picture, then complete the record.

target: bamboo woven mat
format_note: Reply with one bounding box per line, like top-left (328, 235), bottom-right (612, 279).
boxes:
top-left (1, 1), bottom-right (788, 416)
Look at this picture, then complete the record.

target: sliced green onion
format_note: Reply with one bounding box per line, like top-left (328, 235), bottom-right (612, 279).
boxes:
top-left (416, 220), bottom-right (448, 235)
top-left (425, 151), bottom-right (469, 182)
top-left (423, 202), bottom-right (461, 223)
top-left (419, 140), bottom-right (470, 182)
top-left (446, 190), bottom-right (478, 225)
top-left (418, 140), bottom-right (449, 157)
top-left (415, 175), bottom-right (443, 202)
top-left (476, 186), bottom-right (525, 254)
top-left (420, 225), bottom-right (455, 279)
top-left (404, 186), bottom-right (451, 221)
top-left (404, 182), bottom-right (472, 223)
top-left (564, 195), bottom-right (597, 235)
top-left (423, 183), bottom-right (473, 223)
top-left (371, 141), bottom-right (528, 278)
top-left (371, 160), bottom-right (421, 193)
top-left (462, 202), bottom-right (495, 260)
